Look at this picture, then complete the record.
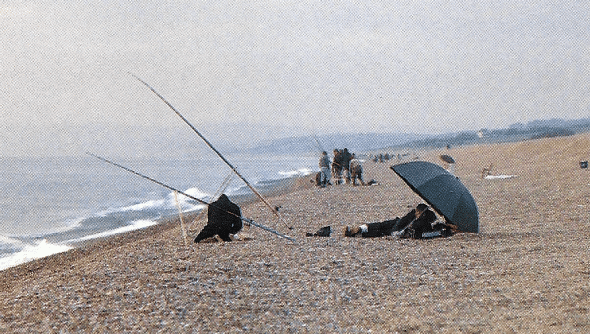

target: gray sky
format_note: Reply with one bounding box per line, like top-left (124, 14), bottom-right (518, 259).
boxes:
top-left (2, 1), bottom-right (590, 156)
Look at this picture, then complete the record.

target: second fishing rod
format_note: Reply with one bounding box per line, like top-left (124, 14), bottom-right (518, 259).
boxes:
top-left (129, 73), bottom-right (293, 231)
top-left (87, 153), bottom-right (295, 243)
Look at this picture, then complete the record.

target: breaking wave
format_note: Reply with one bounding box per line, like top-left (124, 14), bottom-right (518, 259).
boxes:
top-left (0, 153), bottom-right (316, 271)
top-left (72, 219), bottom-right (159, 243)
top-left (0, 239), bottom-right (73, 271)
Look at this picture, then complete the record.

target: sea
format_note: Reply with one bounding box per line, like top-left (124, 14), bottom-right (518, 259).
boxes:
top-left (0, 153), bottom-right (316, 271)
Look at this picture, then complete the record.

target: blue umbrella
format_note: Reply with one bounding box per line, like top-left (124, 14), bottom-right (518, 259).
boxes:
top-left (391, 161), bottom-right (479, 233)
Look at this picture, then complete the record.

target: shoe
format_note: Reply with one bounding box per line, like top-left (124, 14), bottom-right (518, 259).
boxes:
top-left (344, 226), bottom-right (361, 237)
top-left (315, 226), bottom-right (331, 237)
top-left (441, 228), bottom-right (453, 237)
top-left (344, 226), bottom-right (352, 237)
top-left (400, 229), bottom-right (411, 239)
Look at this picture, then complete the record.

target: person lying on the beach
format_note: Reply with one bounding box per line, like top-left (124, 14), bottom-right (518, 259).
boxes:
top-left (344, 203), bottom-right (446, 239)
top-left (194, 194), bottom-right (242, 243)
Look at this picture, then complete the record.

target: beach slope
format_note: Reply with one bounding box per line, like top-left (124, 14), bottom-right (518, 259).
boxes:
top-left (0, 134), bottom-right (589, 332)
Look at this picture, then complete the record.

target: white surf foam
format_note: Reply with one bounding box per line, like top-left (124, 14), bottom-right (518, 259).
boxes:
top-left (96, 187), bottom-right (211, 217)
top-left (279, 168), bottom-right (313, 178)
top-left (120, 199), bottom-right (167, 212)
top-left (0, 235), bottom-right (26, 252)
top-left (73, 219), bottom-right (159, 242)
top-left (180, 187), bottom-right (210, 201)
top-left (0, 234), bottom-right (24, 245)
top-left (0, 239), bottom-right (73, 271)
top-left (96, 199), bottom-right (165, 217)
top-left (166, 187), bottom-right (210, 212)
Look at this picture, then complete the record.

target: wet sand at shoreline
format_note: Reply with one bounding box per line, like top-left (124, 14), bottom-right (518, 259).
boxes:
top-left (0, 134), bottom-right (589, 332)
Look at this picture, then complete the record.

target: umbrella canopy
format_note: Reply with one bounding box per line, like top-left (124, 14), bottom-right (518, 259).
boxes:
top-left (439, 154), bottom-right (455, 164)
top-left (391, 161), bottom-right (479, 233)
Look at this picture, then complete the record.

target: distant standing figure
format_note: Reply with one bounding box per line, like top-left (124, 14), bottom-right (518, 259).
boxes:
top-left (318, 151), bottom-right (331, 187)
top-left (341, 148), bottom-right (353, 183)
top-left (194, 194), bottom-right (242, 243)
top-left (332, 149), bottom-right (343, 184)
top-left (349, 154), bottom-right (365, 186)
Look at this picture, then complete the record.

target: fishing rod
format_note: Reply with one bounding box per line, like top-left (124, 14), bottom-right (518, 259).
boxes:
top-left (87, 152), bottom-right (296, 243)
top-left (312, 134), bottom-right (325, 153)
top-left (129, 73), bottom-right (293, 230)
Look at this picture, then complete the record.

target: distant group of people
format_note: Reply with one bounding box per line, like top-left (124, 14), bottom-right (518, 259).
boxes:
top-left (372, 153), bottom-right (392, 163)
top-left (318, 148), bottom-right (365, 187)
top-left (371, 152), bottom-right (417, 163)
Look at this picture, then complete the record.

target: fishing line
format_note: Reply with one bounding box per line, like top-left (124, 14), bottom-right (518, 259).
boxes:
top-left (87, 152), bottom-right (296, 242)
top-left (173, 191), bottom-right (188, 247)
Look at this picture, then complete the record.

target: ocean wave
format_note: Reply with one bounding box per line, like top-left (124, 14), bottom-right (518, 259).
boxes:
top-left (0, 155), bottom-right (316, 271)
top-left (165, 188), bottom-right (210, 212)
top-left (104, 199), bottom-right (167, 215)
top-left (278, 167), bottom-right (313, 178)
top-left (14, 216), bottom-right (89, 239)
top-left (96, 187), bottom-right (211, 217)
top-left (179, 187), bottom-right (211, 201)
top-left (72, 219), bottom-right (159, 243)
top-left (222, 168), bottom-right (311, 196)
top-left (0, 219), bottom-right (163, 271)
top-left (0, 239), bottom-right (72, 271)
top-left (0, 235), bottom-right (25, 252)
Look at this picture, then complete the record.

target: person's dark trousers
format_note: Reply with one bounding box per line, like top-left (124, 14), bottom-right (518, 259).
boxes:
top-left (361, 218), bottom-right (399, 237)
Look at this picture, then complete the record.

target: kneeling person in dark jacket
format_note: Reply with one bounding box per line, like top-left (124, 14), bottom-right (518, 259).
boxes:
top-left (194, 194), bottom-right (242, 243)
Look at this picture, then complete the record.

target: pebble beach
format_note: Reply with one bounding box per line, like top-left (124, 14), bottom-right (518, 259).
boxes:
top-left (1, 134), bottom-right (589, 333)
